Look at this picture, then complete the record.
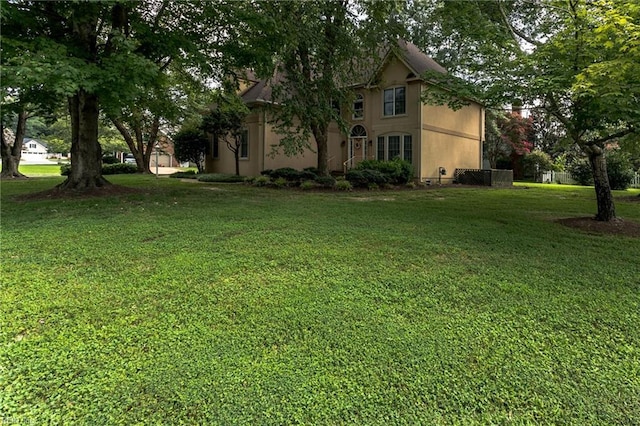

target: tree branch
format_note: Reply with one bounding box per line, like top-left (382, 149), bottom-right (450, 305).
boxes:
top-left (497, 0), bottom-right (540, 48)
top-left (590, 128), bottom-right (636, 146)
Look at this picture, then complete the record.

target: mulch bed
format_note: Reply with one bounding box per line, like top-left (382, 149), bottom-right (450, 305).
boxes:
top-left (556, 216), bottom-right (640, 238)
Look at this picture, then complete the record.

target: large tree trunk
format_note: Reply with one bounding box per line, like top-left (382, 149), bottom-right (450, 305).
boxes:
top-left (112, 114), bottom-right (159, 174)
top-left (58, 90), bottom-right (109, 190)
top-left (311, 124), bottom-right (329, 176)
top-left (0, 110), bottom-right (28, 179)
top-left (587, 144), bottom-right (616, 222)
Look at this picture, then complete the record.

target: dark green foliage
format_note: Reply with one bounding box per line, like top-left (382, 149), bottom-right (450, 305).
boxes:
top-left (101, 156), bottom-right (119, 164)
top-left (314, 175), bottom-right (336, 188)
top-left (568, 160), bottom-right (594, 186)
top-left (102, 163), bottom-right (138, 175)
top-left (169, 170), bottom-right (198, 179)
top-left (606, 150), bottom-right (635, 190)
top-left (61, 163), bottom-right (137, 176)
top-left (262, 167), bottom-right (316, 183)
top-left (197, 174), bottom-right (246, 183)
top-left (346, 169), bottom-right (388, 188)
top-left (173, 128), bottom-right (208, 174)
top-left (356, 159), bottom-right (414, 184)
top-left (568, 152), bottom-right (634, 189)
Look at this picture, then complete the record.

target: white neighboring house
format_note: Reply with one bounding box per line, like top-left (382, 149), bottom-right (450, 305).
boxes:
top-left (20, 138), bottom-right (50, 163)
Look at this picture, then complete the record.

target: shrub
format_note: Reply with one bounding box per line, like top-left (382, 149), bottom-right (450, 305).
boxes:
top-left (267, 167), bottom-right (303, 182)
top-left (568, 152), bottom-right (634, 189)
top-left (568, 159), bottom-right (593, 186)
top-left (61, 163), bottom-right (138, 176)
top-left (169, 170), bottom-right (198, 179)
top-left (405, 181), bottom-right (417, 189)
top-left (273, 177), bottom-right (288, 188)
top-left (606, 150), bottom-right (634, 190)
top-left (299, 180), bottom-right (317, 190)
top-left (197, 173), bottom-right (245, 183)
top-left (300, 170), bottom-right (318, 181)
top-left (346, 169), bottom-right (388, 188)
top-left (102, 163), bottom-right (138, 175)
top-left (102, 155), bottom-right (119, 164)
top-left (253, 176), bottom-right (271, 187)
top-left (314, 175), bottom-right (336, 188)
top-left (335, 180), bottom-right (353, 191)
top-left (356, 158), bottom-right (413, 184)
top-left (303, 167), bottom-right (320, 175)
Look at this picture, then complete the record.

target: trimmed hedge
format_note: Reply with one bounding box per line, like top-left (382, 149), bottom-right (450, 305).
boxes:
top-left (261, 167), bottom-right (319, 183)
top-left (169, 170), bottom-right (198, 179)
top-left (356, 159), bottom-right (413, 184)
top-left (197, 173), bottom-right (245, 183)
top-left (345, 169), bottom-right (388, 188)
top-left (60, 163), bottom-right (138, 176)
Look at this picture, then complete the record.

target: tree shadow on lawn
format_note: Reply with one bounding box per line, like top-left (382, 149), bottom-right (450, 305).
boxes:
top-left (14, 184), bottom-right (147, 201)
top-left (13, 182), bottom-right (640, 238)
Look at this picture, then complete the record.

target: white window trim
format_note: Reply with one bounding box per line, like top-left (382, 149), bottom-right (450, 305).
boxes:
top-left (239, 129), bottom-right (249, 160)
top-left (376, 133), bottom-right (412, 162)
top-left (352, 93), bottom-right (364, 120)
top-left (382, 86), bottom-right (407, 117)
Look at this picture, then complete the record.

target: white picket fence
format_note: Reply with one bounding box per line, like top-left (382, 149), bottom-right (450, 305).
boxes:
top-left (541, 171), bottom-right (640, 188)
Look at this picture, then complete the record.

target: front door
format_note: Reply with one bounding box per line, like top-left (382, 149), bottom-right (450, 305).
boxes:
top-left (348, 125), bottom-right (368, 169)
top-left (348, 137), bottom-right (367, 168)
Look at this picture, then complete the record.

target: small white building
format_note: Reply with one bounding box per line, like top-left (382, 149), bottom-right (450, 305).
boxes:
top-left (21, 138), bottom-right (49, 162)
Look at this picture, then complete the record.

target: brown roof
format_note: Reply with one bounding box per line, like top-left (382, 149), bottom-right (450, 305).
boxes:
top-left (239, 40), bottom-right (446, 104)
top-left (395, 39), bottom-right (447, 76)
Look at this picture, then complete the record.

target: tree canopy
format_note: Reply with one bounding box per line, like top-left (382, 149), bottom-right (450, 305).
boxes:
top-left (406, 0), bottom-right (640, 221)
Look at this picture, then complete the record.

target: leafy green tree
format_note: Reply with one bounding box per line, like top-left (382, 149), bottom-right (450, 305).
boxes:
top-left (237, 0), bottom-right (401, 176)
top-left (201, 92), bottom-right (250, 176)
top-left (1, 1), bottom-right (228, 190)
top-left (173, 126), bottom-right (208, 173)
top-left (406, 0), bottom-right (640, 221)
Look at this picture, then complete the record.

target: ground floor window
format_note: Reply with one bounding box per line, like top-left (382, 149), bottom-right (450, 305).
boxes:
top-left (239, 129), bottom-right (249, 159)
top-left (376, 134), bottom-right (412, 163)
top-left (212, 134), bottom-right (219, 159)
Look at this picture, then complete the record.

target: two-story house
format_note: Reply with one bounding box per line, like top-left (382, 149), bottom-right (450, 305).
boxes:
top-left (205, 40), bottom-right (484, 183)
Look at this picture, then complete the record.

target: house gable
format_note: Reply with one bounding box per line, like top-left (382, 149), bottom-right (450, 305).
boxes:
top-left (207, 40), bottom-right (484, 182)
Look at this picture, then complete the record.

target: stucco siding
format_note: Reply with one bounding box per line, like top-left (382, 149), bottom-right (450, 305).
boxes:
top-left (420, 129), bottom-right (482, 183)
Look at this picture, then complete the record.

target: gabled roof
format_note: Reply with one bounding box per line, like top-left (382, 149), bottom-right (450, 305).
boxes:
top-left (23, 137), bottom-right (48, 148)
top-left (238, 40), bottom-right (447, 104)
top-left (362, 39), bottom-right (446, 88)
top-left (239, 78), bottom-right (273, 105)
top-left (396, 39), bottom-right (447, 76)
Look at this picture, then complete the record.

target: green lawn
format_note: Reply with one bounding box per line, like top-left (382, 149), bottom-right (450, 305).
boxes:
top-left (1, 163), bottom-right (65, 177)
top-left (1, 176), bottom-right (639, 424)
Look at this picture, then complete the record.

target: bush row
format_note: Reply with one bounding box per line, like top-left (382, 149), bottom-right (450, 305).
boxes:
top-left (344, 159), bottom-right (414, 188)
top-left (60, 163), bottom-right (138, 176)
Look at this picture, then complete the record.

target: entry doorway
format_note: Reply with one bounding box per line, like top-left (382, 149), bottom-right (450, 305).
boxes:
top-left (348, 125), bottom-right (368, 169)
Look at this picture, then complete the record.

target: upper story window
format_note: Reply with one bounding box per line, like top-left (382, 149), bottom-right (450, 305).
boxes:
top-left (29, 143), bottom-right (37, 149)
top-left (383, 87), bottom-right (406, 116)
top-left (353, 94), bottom-right (364, 120)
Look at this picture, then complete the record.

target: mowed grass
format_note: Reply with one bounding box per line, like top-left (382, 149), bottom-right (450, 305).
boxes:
top-left (1, 176), bottom-right (639, 424)
top-left (1, 163), bottom-right (65, 176)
